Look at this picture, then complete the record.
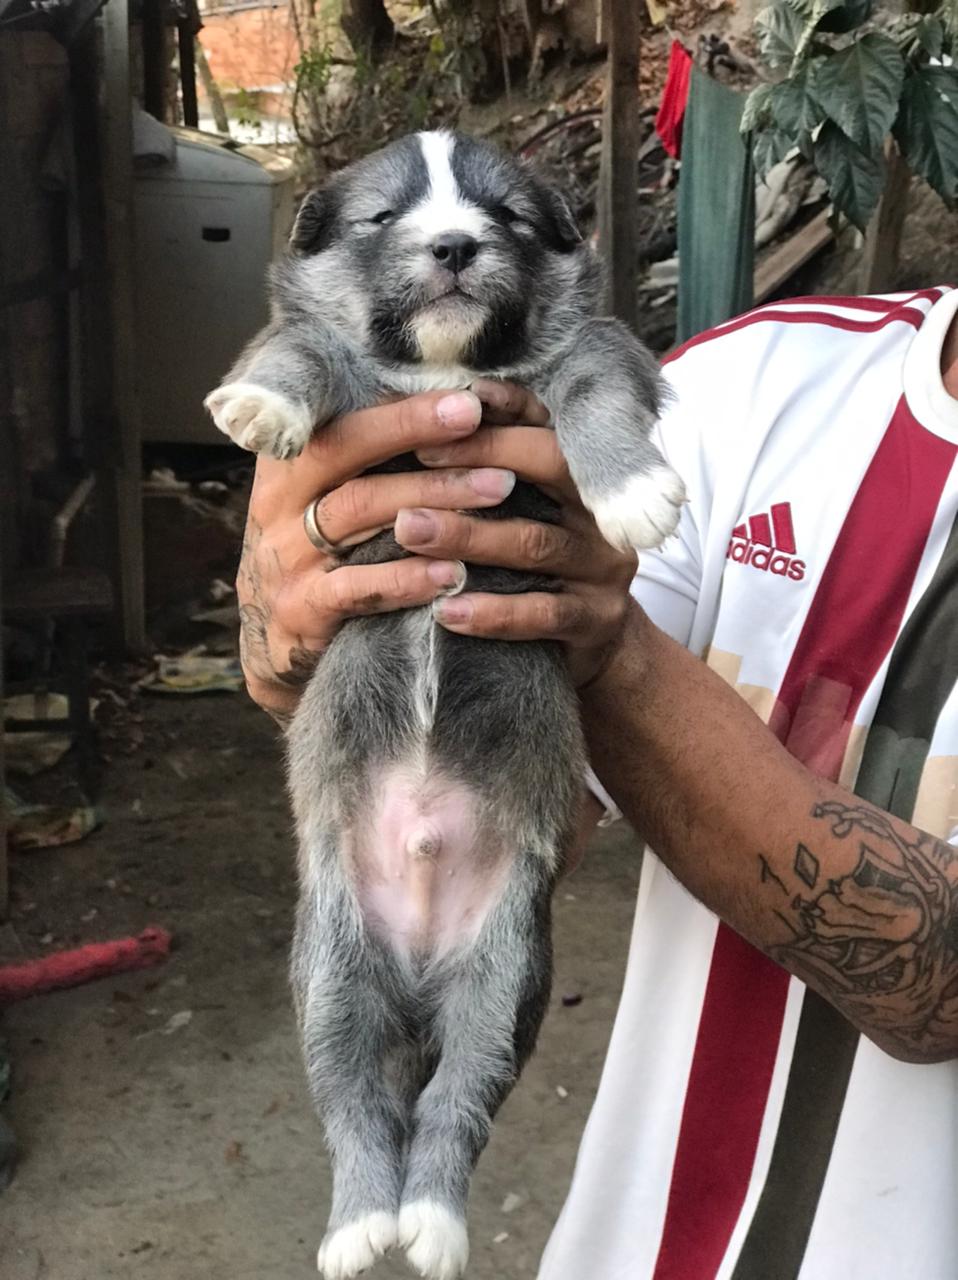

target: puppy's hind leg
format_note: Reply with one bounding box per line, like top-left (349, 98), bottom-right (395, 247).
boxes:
top-left (398, 852), bottom-right (553, 1280)
top-left (291, 877), bottom-right (409, 1279)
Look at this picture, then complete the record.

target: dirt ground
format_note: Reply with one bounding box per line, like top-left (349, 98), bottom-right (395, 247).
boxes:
top-left (0, 691), bottom-right (642, 1280)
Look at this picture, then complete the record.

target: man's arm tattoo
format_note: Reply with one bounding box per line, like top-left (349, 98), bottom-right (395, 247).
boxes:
top-left (236, 516), bottom-right (320, 724)
top-left (758, 801), bottom-right (958, 1060)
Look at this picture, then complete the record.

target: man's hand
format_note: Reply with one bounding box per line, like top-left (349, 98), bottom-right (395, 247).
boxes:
top-left (400, 382), bottom-right (638, 686)
top-left (237, 379), bottom-right (638, 722)
top-left (236, 384), bottom-right (556, 723)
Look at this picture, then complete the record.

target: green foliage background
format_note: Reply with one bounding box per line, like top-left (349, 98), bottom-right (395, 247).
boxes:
top-left (743, 0), bottom-right (958, 229)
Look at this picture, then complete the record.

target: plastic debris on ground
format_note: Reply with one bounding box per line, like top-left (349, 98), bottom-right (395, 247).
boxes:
top-left (161, 1009), bottom-right (193, 1035)
top-left (3, 693), bottom-right (96, 775)
top-left (4, 786), bottom-right (101, 851)
top-left (140, 650), bottom-right (244, 695)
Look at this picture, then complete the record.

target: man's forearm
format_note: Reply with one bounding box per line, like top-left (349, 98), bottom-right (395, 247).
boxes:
top-left (582, 603), bottom-right (958, 1064)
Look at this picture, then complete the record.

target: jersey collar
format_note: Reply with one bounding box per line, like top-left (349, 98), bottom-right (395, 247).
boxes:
top-left (903, 287), bottom-right (958, 444)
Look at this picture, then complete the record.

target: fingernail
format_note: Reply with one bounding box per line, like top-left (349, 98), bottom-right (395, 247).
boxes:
top-left (395, 508), bottom-right (438, 544)
top-left (470, 378), bottom-right (508, 406)
top-left (437, 391), bottom-right (482, 433)
top-left (434, 597), bottom-right (474, 624)
top-left (417, 447), bottom-right (452, 466)
top-left (469, 467), bottom-right (515, 500)
top-left (426, 559), bottom-right (466, 591)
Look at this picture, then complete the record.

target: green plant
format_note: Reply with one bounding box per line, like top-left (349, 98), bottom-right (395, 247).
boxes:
top-left (233, 88), bottom-right (263, 133)
top-left (293, 43), bottom-right (335, 98)
top-left (742, 0), bottom-right (958, 229)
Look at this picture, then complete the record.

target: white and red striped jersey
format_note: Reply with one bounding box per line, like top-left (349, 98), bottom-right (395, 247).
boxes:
top-left (541, 288), bottom-right (958, 1280)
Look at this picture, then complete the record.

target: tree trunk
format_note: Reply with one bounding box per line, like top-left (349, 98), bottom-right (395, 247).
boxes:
top-left (195, 38), bottom-right (230, 134)
top-left (596, 0), bottom-right (641, 330)
top-left (858, 141), bottom-right (911, 294)
top-left (340, 0), bottom-right (394, 59)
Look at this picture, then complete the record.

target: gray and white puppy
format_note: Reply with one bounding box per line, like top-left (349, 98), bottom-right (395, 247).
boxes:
top-left (206, 130), bottom-right (684, 1280)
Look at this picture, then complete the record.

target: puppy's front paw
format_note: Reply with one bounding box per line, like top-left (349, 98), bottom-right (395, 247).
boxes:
top-left (204, 382), bottom-right (312, 459)
top-left (589, 465), bottom-right (687, 552)
top-left (317, 1211), bottom-right (398, 1278)
top-left (399, 1201), bottom-right (468, 1280)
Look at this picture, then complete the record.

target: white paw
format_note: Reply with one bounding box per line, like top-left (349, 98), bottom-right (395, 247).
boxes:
top-left (589, 465), bottom-right (687, 552)
top-left (317, 1212), bottom-right (398, 1279)
top-left (398, 1201), bottom-right (468, 1280)
top-left (204, 381), bottom-right (312, 458)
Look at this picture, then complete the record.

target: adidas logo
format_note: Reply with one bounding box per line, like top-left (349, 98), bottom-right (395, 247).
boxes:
top-left (727, 502), bottom-right (806, 581)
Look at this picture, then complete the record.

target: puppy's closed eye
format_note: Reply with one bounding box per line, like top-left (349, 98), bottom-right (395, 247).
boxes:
top-left (497, 206), bottom-right (533, 230)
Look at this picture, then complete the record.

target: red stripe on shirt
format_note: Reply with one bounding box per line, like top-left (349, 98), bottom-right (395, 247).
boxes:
top-left (649, 396), bottom-right (956, 1280)
top-left (770, 502), bottom-right (796, 555)
top-left (663, 294), bottom-right (934, 366)
top-left (757, 288), bottom-right (946, 315)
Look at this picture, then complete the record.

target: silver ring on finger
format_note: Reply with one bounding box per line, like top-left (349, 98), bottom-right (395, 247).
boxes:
top-left (303, 497), bottom-right (340, 555)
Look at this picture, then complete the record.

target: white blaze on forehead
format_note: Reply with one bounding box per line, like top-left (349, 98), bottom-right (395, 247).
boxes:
top-left (406, 131), bottom-right (488, 241)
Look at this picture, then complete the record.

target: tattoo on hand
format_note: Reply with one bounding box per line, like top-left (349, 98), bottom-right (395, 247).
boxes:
top-left (759, 801), bottom-right (958, 1059)
top-left (277, 645), bottom-right (321, 688)
top-left (237, 517), bottom-right (275, 681)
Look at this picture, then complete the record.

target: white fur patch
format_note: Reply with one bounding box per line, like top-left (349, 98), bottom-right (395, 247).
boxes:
top-left (405, 132), bottom-right (489, 243)
top-left (317, 1211), bottom-right (398, 1279)
top-left (589, 465), bottom-right (687, 551)
top-left (398, 1201), bottom-right (469, 1280)
top-left (412, 308), bottom-right (485, 365)
top-left (385, 364), bottom-right (474, 394)
top-left (204, 382), bottom-right (313, 459)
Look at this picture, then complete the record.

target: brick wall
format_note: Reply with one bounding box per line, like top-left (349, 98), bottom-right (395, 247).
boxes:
top-left (198, 4), bottom-right (299, 94)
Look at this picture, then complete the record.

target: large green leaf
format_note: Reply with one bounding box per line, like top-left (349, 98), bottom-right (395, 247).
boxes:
top-left (755, 3), bottom-right (810, 67)
top-left (753, 127), bottom-right (795, 179)
top-left (741, 82), bottom-right (776, 134)
top-left (893, 67), bottom-right (958, 205)
top-left (926, 66), bottom-right (958, 114)
top-left (811, 33), bottom-right (905, 153)
top-left (769, 68), bottom-right (824, 134)
top-left (889, 13), bottom-right (944, 58)
top-left (813, 120), bottom-right (885, 229)
top-left (913, 15), bottom-right (945, 57)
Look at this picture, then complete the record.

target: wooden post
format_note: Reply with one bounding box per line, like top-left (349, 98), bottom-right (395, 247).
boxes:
top-left (859, 142), bottom-right (911, 294)
top-left (196, 37), bottom-right (229, 134)
top-left (141, 0), bottom-right (168, 122)
top-left (101, 0), bottom-right (147, 651)
top-left (0, 503), bottom-right (7, 919)
top-left (178, 20), bottom-right (198, 128)
top-left (596, 0), bottom-right (641, 330)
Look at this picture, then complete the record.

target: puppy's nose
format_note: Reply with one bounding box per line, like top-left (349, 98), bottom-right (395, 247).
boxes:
top-left (432, 232), bottom-right (479, 274)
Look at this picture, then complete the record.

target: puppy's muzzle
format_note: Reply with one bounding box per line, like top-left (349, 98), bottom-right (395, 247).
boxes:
top-left (431, 232), bottom-right (479, 275)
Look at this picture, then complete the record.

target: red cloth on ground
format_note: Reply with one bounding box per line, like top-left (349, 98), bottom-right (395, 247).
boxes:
top-left (0, 927), bottom-right (171, 1003)
top-left (655, 40), bottom-right (694, 160)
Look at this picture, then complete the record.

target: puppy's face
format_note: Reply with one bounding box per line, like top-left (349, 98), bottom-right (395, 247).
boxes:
top-left (287, 131), bottom-right (587, 371)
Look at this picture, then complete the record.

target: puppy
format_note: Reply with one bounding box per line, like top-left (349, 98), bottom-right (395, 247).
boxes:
top-left (206, 130), bottom-right (684, 1280)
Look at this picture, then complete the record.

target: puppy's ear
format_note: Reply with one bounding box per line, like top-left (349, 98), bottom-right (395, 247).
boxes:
top-left (543, 187), bottom-right (582, 253)
top-left (289, 187), bottom-right (338, 255)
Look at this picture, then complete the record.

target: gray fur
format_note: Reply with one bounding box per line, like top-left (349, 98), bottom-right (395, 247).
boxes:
top-left (206, 130), bottom-right (683, 1277)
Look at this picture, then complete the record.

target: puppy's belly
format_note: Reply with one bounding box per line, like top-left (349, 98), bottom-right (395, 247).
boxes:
top-left (350, 764), bottom-right (511, 956)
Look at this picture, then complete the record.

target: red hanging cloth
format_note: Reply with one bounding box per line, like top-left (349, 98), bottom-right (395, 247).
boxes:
top-left (655, 40), bottom-right (694, 160)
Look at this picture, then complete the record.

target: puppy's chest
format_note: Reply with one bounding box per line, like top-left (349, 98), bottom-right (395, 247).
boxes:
top-left (379, 364), bottom-right (478, 395)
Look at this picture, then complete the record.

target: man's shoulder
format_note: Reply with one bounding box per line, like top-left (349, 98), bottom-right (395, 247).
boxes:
top-left (656, 288), bottom-right (951, 463)
top-left (664, 289), bottom-right (947, 379)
